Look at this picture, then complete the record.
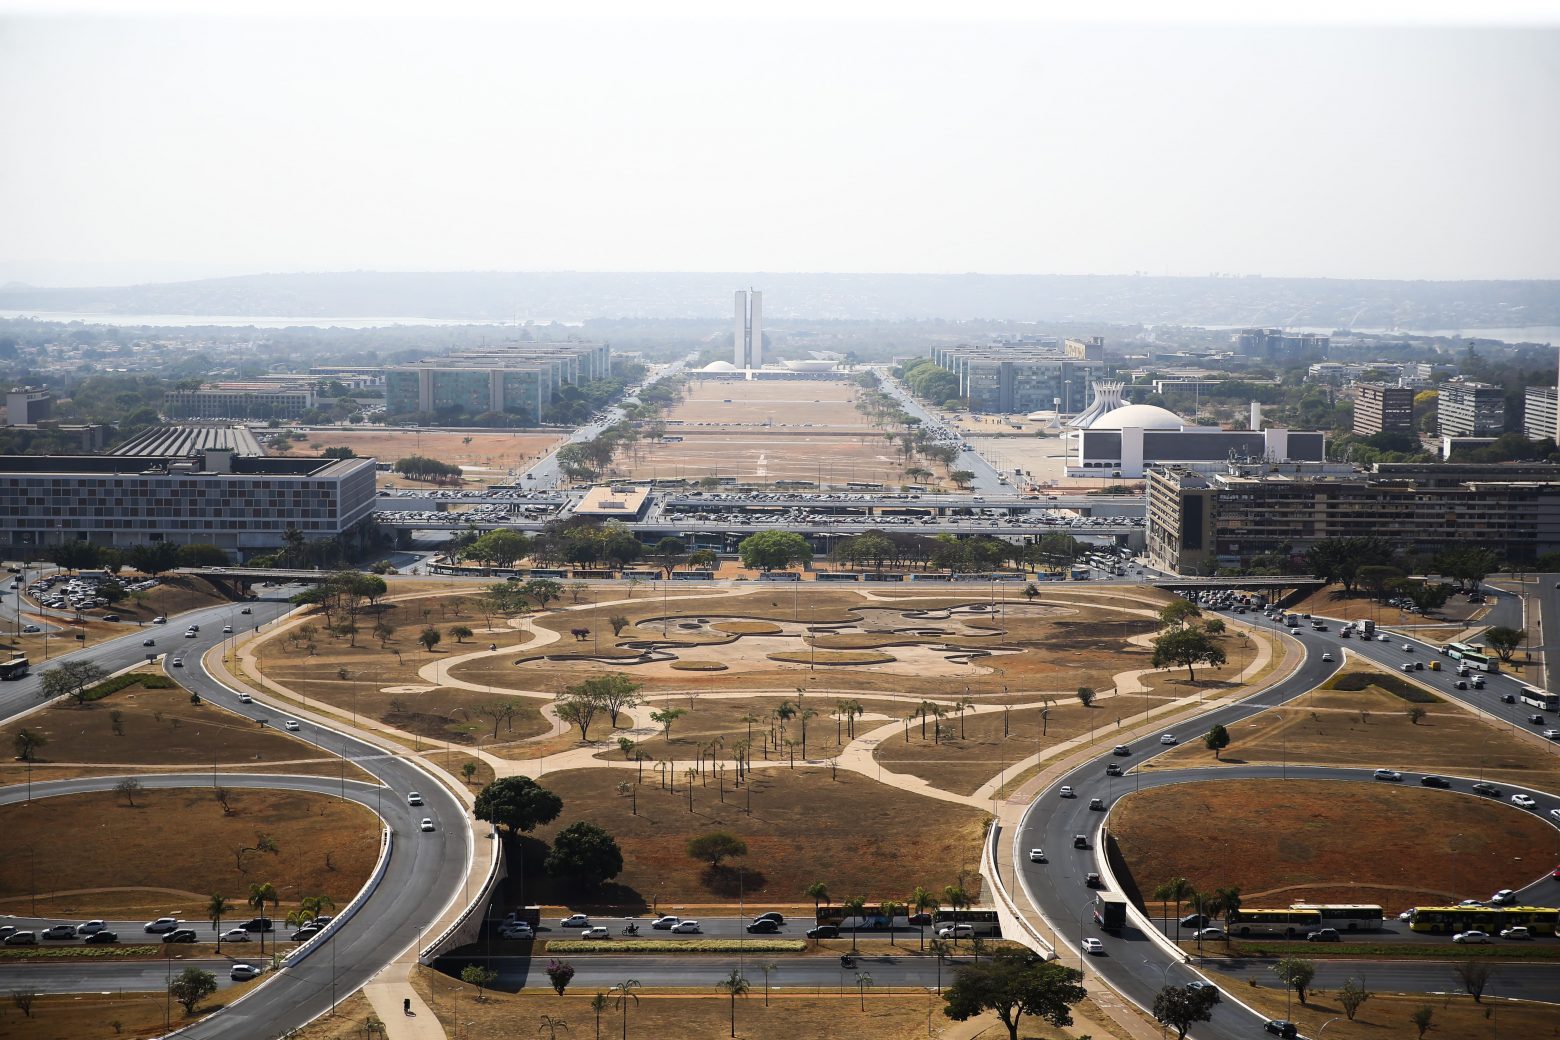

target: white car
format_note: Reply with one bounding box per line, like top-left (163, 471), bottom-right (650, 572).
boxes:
top-left (1029, 848), bottom-right (1047, 863)
top-left (407, 792), bottom-right (423, 806)
top-left (561, 914), bottom-right (591, 928)
top-left (1453, 930), bottom-right (1491, 944)
top-left (670, 920), bottom-right (702, 934)
top-left (499, 923), bottom-right (535, 940)
top-left (1159, 733), bottom-right (1177, 745)
top-left (237, 693), bottom-right (253, 703)
top-left (1401, 643), bottom-right (1413, 652)
top-left (171, 657), bottom-right (183, 667)
top-left (230, 963), bottom-right (263, 981)
top-left (220, 927), bottom-right (252, 942)
top-left (1511, 794), bottom-right (1537, 809)
top-left (1378, 634), bottom-right (1389, 642)
top-left (1321, 652), bottom-right (1333, 662)
top-left (1373, 769), bottom-right (1402, 782)
top-left (153, 616), bottom-right (167, 624)
top-left (222, 626), bottom-right (233, 634)
top-left (1058, 786), bottom-right (1075, 798)
top-left (419, 818), bottom-right (435, 832)
top-left (582, 926), bottom-right (611, 939)
top-left (937, 923), bottom-right (974, 939)
top-left (75, 920), bottom-right (107, 935)
top-left (144, 917), bottom-right (180, 933)
top-left (651, 915), bottom-right (680, 929)
top-left (1081, 937), bottom-right (1105, 954)
top-left (284, 720), bottom-right (300, 731)
top-left (1490, 890), bottom-right (1515, 905)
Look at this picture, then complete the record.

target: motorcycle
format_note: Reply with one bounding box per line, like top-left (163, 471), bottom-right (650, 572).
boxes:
top-left (839, 953), bottom-right (857, 968)
top-left (622, 922), bottom-right (640, 936)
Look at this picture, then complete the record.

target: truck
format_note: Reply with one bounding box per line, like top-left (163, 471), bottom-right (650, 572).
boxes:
top-left (1093, 894), bottom-right (1127, 931)
top-left (1356, 619), bottom-right (1375, 637)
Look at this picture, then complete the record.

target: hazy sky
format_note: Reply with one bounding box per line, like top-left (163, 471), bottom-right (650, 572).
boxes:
top-left (1, 10), bottom-right (1557, 285)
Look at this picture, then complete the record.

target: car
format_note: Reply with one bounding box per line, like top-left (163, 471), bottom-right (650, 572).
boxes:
top-left (1180, 913), bottom-right (1210, 929)
top-left (806, 924), bottom-right (840, 939)
top-left (241, 917), bottom-right (273, 932)
top-left (222, 626), bottom-right (233, 634)
top-left (561, 914), bottom-right (591, 928)
top-left (1398, 910), bottom-right (1414, 921)
top-left (1512, 794), bottom-right (1538, 809)
top-left (1321, 652), bottom-right (1333, 661)
top-left (220, 927), bottom-right (252, 942)
top-left (1490, 890), bottom-right (1516, 905)
top-left (1472, 782), bottom-right (1501, 797)
top-left (1457, 899), bottom-right (1485, 907)
top-left (1529, 714), bottom-right (1545, 725)
top-left (407, 792), bottom-right (423, 806)
top-left (651, 915), bottom-right (680, 930)
top-left (241, 607), bottom-right (252, 614)
top-left (1471, 677), bottom-right (1484, 688)
top-left (1159, 733), bottom-right (1177, 745)
top-left (171, 657), bottom-right (183, 667)
top-left (937, 923), bottom-right (975, 939)
top-left (1378, 634), bottom-right (1389, 642)
top-left (153, 616), bottom-right (167, 624)
top-left (746, 919), bottom-right (781, 933)
top-left (1081, 937), bottom-right (1105, 955)
top-left (751, 911), bottom-right (784, 925)
top-left (419, 818), bottom-right (435, 831)
top-left (142, 638), bottom-right (156, 646)
top-left (1552, 808), bottom-right (1560, 822)
top-left (1402, 643), bottom-right (1412, 651)
top-left (83, 930), bottom-right (119, 944)
top-left (1454, 930), bottom-right (1492, 944)
top-left (1414, 661), bottom-right (1424, 671)
top-left (1194, 926), bottom-right (1226, 940)
top-left (1085, 872), bottom-right (1103, 889)
top-left (1029, 848), bottom-right (1047, 863)
top-left (284, 719), bottom-right (300, 731)
top-left (4, 931), bottom-right (37, 946)
top-left (1111, 744), bottom-right (1131, 756)
top-left (1401, 663), bottom-right (1414, 673)
top-left (1307, 928), bottom-right (1341, 942)
top-left (671, 920), bottom-right (702, 934)
top-left (498, 923), bottom-right (535, 940)
top-left (40, 924), bottom-right (76, 940)
top-left (163, 929), bottom-right (198, 943)
top-left (582, 926), bottom-right (611, 939)
top-left (290, 926), bottom-right (321, 942)
top-left (1546, 729), bottom-right (1560, 740)
top-left (101, 614), bottom-right (120, 622)
top-left (231, 963), bottom-right (263, 981)
top-left (21, 624), bottom-right (41, 634)
top-left (1373, 768), bottom-right (1402, 781)
top-left (144, 917), bottom-right (180, 933)
top-left (184, 629), bottom-right (198, 638)
top-left (1184, 980), bottom-right (1221, 1002)
top-left (1073, 834), bottom-right (1090, 849)
top-left (1500, 926), bottom-right (1532, 940)
top-left (1264, 1021), bottom-right (1299, 1038)
top-left (1104, 762), bottom-right (1123, 776)
top-left (1501, 693), bottom-right (1516, 703)
top-left (76, 920), bottom-right (107, 936)
top-left (1455, 680), bottom-right (1469, 689)
top-left (1089, 797), bottom-right (1106, 811)
top-left (1059, 785), bottom-right (1075, 798)
top-left (1419, 775), bottom-right (1450, 788)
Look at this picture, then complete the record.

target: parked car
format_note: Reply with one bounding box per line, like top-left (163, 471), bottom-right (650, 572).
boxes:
top-left (1081, 937), bottom-right (1105, 955)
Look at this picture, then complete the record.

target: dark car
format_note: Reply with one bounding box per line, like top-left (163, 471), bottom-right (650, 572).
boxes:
top-left (1500, 694), bottom-right (1516, 704)
top-left (907, 912), bottom-right (933, 926)
top-left (162, 929), bottom-right (198, 944)
top-left (1180, 913), bottom-right (1210, 929)
top-left (1085, 872), bottom-right (1103, 889)
top-left (242, 918), bottom-right (274, 932)
top-left (746, 919), bottom-right (781, 934)
top-left (1307, 928), bottom-right (1341, 942)
top-left (1530, 715), bottom-right (1546, 725)
top-left (753, 912), bottom-right (785, 925)
top-left (1111, 745), bottom-right (1132, 757)
top-left (84, 930), bottom-right (119, 945)
top-left (290, 927), bottom-right (321, 942)
top-left (1104, 763), bottom-right (1123, 776)
top-left (1185, 980), bottom-right (1220, 1003)
top-left (1265, 1021), bottom-right (1298, 1038)
top-left (101, 614), bottom-right (120, 622)
top-left (1420, 775), bottom-right (1450, 788)
top-left (1073, 834), bottom-right (1090, 849)
top-left (1472, 782), bottom-right (1502, 797)
top-left (805, 925), bottom-right (840, 939)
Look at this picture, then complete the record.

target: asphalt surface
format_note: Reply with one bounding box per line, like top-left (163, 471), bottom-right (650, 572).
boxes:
top-left (873, 373), bottom-right (1009, 494)
top-left (520, 360), bottom-right (682, 488)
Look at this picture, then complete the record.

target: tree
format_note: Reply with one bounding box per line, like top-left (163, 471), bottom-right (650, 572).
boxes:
top-left (474, 777), bottom-right (563, 835)
top-left (1272, 956), bottom-right (1316, 1004)
top-left (949, 470), bottom-right (976, 489)
top-left (539, 1013), bottom-right (571, 1040)
top-left (546, 959), bottom-right (575, 997)
top-left (523, 578), bottom-right (564, 609)
top-left (579, 673), bottom-right (641, 727)
top-left (610, 979), bottom-right (640, 1040)
top-left (1338, 976), bottom-right (1371, 1021)
top-left (841, 896), bottom-right (868, 952)
top-left (687, 831), bottom-right (747, 868)
top-left (736, 530), bottom-right (813, 572)
top-left (651, 537), bottom-right (687, 577)
top-left (115, 776), bottom-right (144, 807)
top-left (805, 881), bottom-right (830, 922)
top-left (1406, 706), bottom-right (1427, 725)
top-left (1204, 724), bottom-right (1230, 759)
top-left (590, 991), bottom-right (609, 1038)
top-left (1075, 686), bottom-right (1095, 708)
top-left (1453, 958), bottom-right (1494, 1003)
top-left (463, 530), bottom-right (532, 568)
top-left (1158, 599), bottom-right (1203, 628)
top-left (716, 969), bottom-right (749, 1037)
top-left (1152, 984), bottom-right (1219, 1040)
top-left (1155, 877), bottom-right (1195, 940)
top-left (1358, 564), bottom-right (1407, 602)
top-left (11, 990), bottom-right (36, 1017)
top-left (556, 687), bottom-right (606, 741)
top-left (1483, 626), bottom-right (1527, 662)
top-left (1151, 626), bottom-right (1227, 683)
top-left (449, 624), bottom-right (474, 644)
top-left (169, 967), bottom-right (218, 1015)
top-left (462, 761), bottom-right (478, 783)
top-left (176, 543), bottom-right (230, 568)
top-left (208, 894), bottom-right (234, 951)
top-left (687, 549), bottom-right (718, 570)
top-left (41, 660), bottom-right (108, 705)
top-left (649, 707), bottom-right (686, 741)
top-left (13, 728), bottom-right (46, 762)
top-left (1411, 1005), bottom-right (1433, 1038)
top-left (460, 964), bottom-right (499, 1001)
top-left (418, 627), bottom-right (441, 652)
top-left (545, 822), bottom-right (624, 891)
top-left (941, 949), bottom-right (1087, 1040)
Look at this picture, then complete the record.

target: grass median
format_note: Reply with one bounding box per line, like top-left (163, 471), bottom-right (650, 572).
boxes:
top-left (544, 939), bottom-right (806, 954)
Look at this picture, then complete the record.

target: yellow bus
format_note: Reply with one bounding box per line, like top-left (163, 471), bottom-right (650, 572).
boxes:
top-left (1408, 906), bottom-right (1558, 936)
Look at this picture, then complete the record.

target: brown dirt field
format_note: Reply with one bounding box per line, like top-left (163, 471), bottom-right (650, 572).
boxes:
top-left (0, 680), bottom-right (369, 784)
top-left (0, 788), bottom-right (380, 919)
top-left (520, 767), bottom-right (989, 910)
top-left (1200, 975), bottom-right (1560, 1040)
top-left (1148, 680), bottom-right (1560, 791)
top-left (268, 428), bottom-right (564, 488)
top-left (622, 431), bottom-right (952, 489)
top-left (1111, 779), bottom-right (1560, 913)
top-left (671, 376), bottom-right (868, 426)
top-left (0, 983), bottom-right (277, 1040)
top-left (253, 593), bottom-right (548, 748)
top-left (1284, 581), bottom-right (1490, 630)
top-left (592, 695), bottom-right (912, 763)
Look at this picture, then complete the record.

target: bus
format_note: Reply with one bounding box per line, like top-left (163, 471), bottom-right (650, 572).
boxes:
top-left (1445, 642), bottom-right (1499, 673)
top-left (1225, 908), bottom-right (1323, 938)
top-left (1517, 685), bottom-right (1560, 712)
top-left (1288, 904), bottom-right (1384, 932)
top-left (0, 655), bottom-right (29, 681)
top-left (1408, 905), bottom-right (1559, 936)
top-left (932, 908), bottom-right (1002, 938)
top-left (812, 905), bottom-right (1002, 937)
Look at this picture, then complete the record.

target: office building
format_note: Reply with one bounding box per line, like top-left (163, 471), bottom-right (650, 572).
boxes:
top-left (1067, 402), bottom-right (1326, 478)
top-left (1438, 380), bottom-right (1506, 437)
top-left (4, 387), bottom-right (52, 425)
top-left (165, 382), bottom-right (317, 420)
top-left (1146, 462), bottom-right (1560, 573)
top-left (1524, 386), bottom-right (1558, 442)
top-left (1353, 383), bottom-right (1415, 436)
top-left (0, 450), bottom-right (377, 558)
top-left (734, 289), bottom-right (763, 369)
top-left (384, 342), bottom-right (610, 423)
top-left (1233, 329), bottom-right (1330, 361)
top-left (930, 340), bottom-right (1105, 414)
top-left (111, 424), bottom-right (264, 458)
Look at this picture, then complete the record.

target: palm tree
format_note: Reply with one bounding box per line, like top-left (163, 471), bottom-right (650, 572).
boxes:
top-left (1154, 877), bottom-right (1196, 941)
top-left (910, 887), bottom-right (936, 951)
top-left (208, 894), bottom-right (234, 952)
top-left (716, 969), bottom-right (749, 1037)
top-left (841, 895), bottom-right (868, 952)
top-left (929, 938), bottom-right (952, 993)
top-left (589, 992), bottom-right (607, 1040)
top-left (759, 962), bottom-right (778, 1007)
top-left (610, 979), bottom-right (640, 1040)
top-left (879, 900), bottom-right (904, 947)
top-left (1215, 885), bottom-right (1242, 945)
top-left (299, 893), bottom-right (336, 923)
top-left (805, 881), bottom-right (830, 926)
top-left (247, 882), bottom-right (277, 954)
top-left (942, 885), bottom-right (969, 946)
top-left (854, 971), bottom-right (874, 1012)
top-left (538, 1014), bottom-right (570, 1040)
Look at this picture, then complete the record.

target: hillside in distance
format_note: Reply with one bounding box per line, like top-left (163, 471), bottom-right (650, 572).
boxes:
top-left (2, 271), bottom-right (1557, 328)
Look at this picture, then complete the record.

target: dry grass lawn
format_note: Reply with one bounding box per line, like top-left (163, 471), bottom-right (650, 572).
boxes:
top-left (516, 766), bottom-right (989, 911)
top-left (1111, 779), bottom-right (1560, 913)
top-left (0, 679), bottom-right (367, 784)
top-left (1149, 677), bottom-right (1560, 791)
top-left (269, 428), bottom-right (564, 488)
top-left (0, 983), bottom-right (276, 1040)
top-left (593, 695), bottom-right (911, 764)
top-left (0, 788), bottom-right (380, 918)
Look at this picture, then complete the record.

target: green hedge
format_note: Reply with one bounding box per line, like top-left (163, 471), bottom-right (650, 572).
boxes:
top-left (83, 672), bottom-right (176, 703)
top-left (545, 939), bottom-right (807, 954)
top-left (0, 945), bottom-right (164, 960)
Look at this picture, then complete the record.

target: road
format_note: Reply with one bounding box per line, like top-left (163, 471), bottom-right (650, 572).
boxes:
top-left (520, 360), bottom-right (683, 488)
top-left (873, 371), bottom-right (1009, 494)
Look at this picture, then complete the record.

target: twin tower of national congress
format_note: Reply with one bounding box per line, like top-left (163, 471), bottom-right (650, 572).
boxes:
top-left (734, 288), bottom-right (762, 370)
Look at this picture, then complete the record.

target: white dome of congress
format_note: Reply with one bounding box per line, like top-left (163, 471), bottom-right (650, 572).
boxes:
top-left (1087, 403), bottom-right (1185, 430)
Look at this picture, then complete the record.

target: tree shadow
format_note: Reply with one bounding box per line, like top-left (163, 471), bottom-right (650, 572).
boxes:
top-left (700, 864), bottom-right (767, 897)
